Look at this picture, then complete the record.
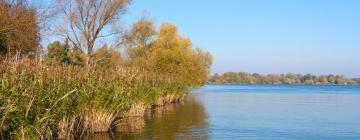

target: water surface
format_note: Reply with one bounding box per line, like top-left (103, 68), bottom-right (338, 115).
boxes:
top-left (90, 84), bottom-right (360, 140)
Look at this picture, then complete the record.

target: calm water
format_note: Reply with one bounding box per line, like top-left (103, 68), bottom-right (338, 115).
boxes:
top-left (88, 84), bottom-right (360, 140)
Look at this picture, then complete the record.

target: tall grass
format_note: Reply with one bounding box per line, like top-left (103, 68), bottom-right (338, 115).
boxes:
top-left (0, 58), bottom-right (190, 139)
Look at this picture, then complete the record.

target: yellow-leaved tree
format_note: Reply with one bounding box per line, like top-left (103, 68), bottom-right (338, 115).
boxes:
top-left (123, 18), bottom-right (212, 88)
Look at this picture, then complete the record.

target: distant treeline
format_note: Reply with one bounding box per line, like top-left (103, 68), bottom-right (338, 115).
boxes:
top-left (209, 72), bottom-right (359, 85)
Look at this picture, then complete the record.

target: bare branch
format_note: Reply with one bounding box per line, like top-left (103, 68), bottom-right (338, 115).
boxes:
top-left (54, 0), bottom-right (130, 65)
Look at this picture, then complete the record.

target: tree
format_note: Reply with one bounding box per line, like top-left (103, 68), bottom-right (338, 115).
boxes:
top-left (335, 75), bottom-right (346, 85)
top-left (46, 41), bottom-right (70, 64)
top-left (193, 48), bottom-right (212, 84)
top-left (0, 0), bottom-right (39, 57)
top-left (121, 16), bottom-right (156, 63)
top-left (121, 15), bottom-right (156, 48)
top-left (56, 0), bottom-right (131, 65)
top-left (318, 75), bottom-right (328, 84)
top-left (93, 44), bottom-right (121, 69)
top-left (284, 73), bottom-right (297, 84)
top-left (268, 74), bottom-right (281, 84)
top-left (123, 19), bottom-right (212, 87)
top-left (327, 75), bottom-right (336, 84)
top-left (68, 47), bottom-right (85, 66)
top-left (303, 74), bottom-right (315, 84)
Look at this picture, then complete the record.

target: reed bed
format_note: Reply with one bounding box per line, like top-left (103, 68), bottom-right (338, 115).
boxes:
top-left (0, 59), bottom-right (190, 139)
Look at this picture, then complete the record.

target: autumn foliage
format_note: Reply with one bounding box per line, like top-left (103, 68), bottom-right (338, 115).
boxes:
top-left (209, 72), bottom-right (358, 85)
top-left (0, 1), bottom-right (212, 139)
top-left (0, 1), bottom-right (39, 57)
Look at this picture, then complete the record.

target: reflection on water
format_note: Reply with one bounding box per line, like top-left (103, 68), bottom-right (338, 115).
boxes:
top-left (84, 95), bottom-right (209, 140)
top-left (84, 84), bottom-right (360, 140)
top-left (195, 84), bottom-right (360, 140)
top-left (114, 117), bottom-right (146, 133)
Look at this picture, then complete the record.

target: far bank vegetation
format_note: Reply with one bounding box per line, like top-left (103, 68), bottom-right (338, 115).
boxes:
top-left (209, 72), bottom-right (358, 85)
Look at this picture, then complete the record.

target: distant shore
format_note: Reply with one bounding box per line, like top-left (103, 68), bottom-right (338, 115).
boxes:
top-left (208, 72), bottom-right (359, 86)
top-left (207, 82), bottom-right (359, 86)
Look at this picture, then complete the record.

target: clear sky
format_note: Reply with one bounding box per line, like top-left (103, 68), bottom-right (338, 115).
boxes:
top-left (123, 0), bottom-right (360, 78)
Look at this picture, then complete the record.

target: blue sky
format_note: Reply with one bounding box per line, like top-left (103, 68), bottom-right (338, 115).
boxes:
top-left (123, 0), bottom-right (360, 77)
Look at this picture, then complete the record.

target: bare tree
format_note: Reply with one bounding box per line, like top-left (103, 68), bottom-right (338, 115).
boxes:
top-left (56, 0), bottom-right (130, 65)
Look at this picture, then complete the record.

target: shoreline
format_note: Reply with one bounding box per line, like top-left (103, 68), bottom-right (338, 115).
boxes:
top-left (207, 83), bottom-right (360, 86)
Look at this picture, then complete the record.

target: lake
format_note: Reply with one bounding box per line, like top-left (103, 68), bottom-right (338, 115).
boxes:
top-left (87, 84), bottom-right (360, 140)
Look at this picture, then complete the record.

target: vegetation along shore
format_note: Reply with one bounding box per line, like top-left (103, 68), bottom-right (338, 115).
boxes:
top-left (209, 72), bottom-right (359, 85)
top-left (0, 0), bottom-right (212, 139)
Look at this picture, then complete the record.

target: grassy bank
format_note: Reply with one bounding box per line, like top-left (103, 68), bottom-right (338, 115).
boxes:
top-left (0, 22), bottom-right (212, 140)
top-left (0, 59), bottom-right (193, 139)
top-left (0, 10), bottom-right (212, 139)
